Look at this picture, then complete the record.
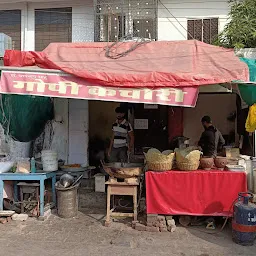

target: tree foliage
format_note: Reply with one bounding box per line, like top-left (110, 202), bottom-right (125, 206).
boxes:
top-left (215, 0), bottom-right (256, 48)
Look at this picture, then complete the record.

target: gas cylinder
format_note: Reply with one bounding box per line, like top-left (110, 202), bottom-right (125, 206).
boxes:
top-left (232, 192), bottom-right (256, 246)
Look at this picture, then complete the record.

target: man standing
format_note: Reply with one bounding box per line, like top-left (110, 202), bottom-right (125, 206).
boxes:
top-left (108, 107), bottom-right (134, 162)
top-left (198, 116), bottom-right (225, 157)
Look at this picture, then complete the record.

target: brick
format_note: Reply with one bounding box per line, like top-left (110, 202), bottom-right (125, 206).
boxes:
top-left (160, 227), bottom-right (168, 232)
top-left (157, 216), bottom-right (166, 222)
top-left (12, 214), bottom-right (28, 221)
top-left (167, 225), bottom-right (176, 233)
top-left (147, 214), bottom-right (158, 223)
top-left (0, 218), bottom-right (7, 224)
top-left (167, 219), bottom-right (176, 227)
top-left (165, 216), bottom-right (173, 221)
top-left (135, 223), bottom-right (146, 231)
top-left (153, 221), bottom-right (160, 227)
top-left (146, 226), bottom-right (159, 232)
top-left (159, 223), bottom-right (167, 228)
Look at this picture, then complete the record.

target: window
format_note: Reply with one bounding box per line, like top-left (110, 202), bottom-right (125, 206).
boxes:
top-left (35, 7), bottom-right (72, 51)
top-left (99, 14), bottom-right (126, 42)
top-left (0, 10), bottom-right (21, 50)
top-left (94, 0), bottom-right (157, 42)
top-left (187, 18), bottom-right (218, 44)
top-left (133, 18), bottom-right (155, 39)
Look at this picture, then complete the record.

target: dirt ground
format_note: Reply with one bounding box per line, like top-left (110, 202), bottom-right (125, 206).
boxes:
top-left (0, 210), bottom-right (255, 256)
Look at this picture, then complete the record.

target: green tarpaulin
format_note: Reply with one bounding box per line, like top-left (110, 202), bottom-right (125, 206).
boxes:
top-left (0, 94), bottom-right (54, 142)
top-left (238, 58), bottom-right (256, 106)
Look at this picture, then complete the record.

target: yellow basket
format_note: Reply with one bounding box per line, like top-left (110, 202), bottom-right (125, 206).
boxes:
top-left (177, 161), bottom-right (199, 171)
top-left (148, 161), bottom-right (173, 172)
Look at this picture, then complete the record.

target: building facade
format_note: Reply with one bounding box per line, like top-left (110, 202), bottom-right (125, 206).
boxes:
top-left (0, 0), bottom-right (230, 51)
top-left (0, 0), bottom-right (232, 164)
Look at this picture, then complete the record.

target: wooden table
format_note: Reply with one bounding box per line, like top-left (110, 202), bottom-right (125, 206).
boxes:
top-left (105, 179), bottom-right (139, 226)
top-left (0, 171), bottom-right (57, 218)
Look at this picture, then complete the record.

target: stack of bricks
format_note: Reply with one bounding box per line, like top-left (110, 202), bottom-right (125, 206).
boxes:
top-left (133, 214), bottom-right (176, 232)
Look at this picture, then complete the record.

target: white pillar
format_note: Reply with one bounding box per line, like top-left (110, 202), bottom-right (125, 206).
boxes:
top-left (72, 4), bottom-right (94, 42)
top-left (23, 3), bottom-right (35, 51)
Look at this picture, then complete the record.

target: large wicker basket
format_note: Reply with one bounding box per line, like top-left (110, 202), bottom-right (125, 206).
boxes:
top-left (176, 161), bottom-right (200, 171)
top-left (175, 147), bottom-right (201, 171)
top-left (145, 151), bottom-right (175, 172)
top-left (148, 161), bottom-right (173, 172)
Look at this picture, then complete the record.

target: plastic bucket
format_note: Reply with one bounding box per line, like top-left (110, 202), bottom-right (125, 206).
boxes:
top-left (41, 150), bottom-right (58, 172)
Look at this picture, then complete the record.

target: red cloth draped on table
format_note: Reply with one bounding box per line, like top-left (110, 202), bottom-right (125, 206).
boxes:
top-left (146, 170), bottom-right (247, 216)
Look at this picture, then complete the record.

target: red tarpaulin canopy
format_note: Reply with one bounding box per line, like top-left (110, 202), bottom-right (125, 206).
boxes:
top-left (4, 40), bottom-right (249, 89)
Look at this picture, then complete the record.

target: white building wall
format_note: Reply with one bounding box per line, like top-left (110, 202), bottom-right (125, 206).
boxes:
top-left (236, 48), bottom-right (256, 59)
top-left (158, 0), bottom-right (230, 41)
top-left (0, 0), bottom-right (93, 163)
top-left (0, 0), bottom-right (94, 50)
top-left (0, 0), bottom-right (231, 45)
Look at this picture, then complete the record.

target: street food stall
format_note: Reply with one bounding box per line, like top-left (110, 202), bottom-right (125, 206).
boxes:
top-left (0, 40), bottom-right (251, 221)
top-left (145, 148), bottom-right (247, 217)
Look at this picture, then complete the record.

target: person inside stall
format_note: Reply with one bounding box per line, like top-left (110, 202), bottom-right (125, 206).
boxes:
top-left (107, 107), bottom-right (134, 162)
top-left (198, 116), bottom-right (225, 157)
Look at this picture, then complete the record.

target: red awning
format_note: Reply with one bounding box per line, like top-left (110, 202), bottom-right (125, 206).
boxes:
top-left (3, 40), bottom-right (249, 89)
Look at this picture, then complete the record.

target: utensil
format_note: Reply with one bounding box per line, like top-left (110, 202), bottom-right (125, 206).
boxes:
top-left (0, 162), bottom-right (14, 173)
top-left (60, 166), bottom-right (86, 173)
top-left (71, 174), bottom-right (83, 187)
top-left (60, 174), bottom-right (74, 188)
top-left (102, 162), bottom-right (144, 179)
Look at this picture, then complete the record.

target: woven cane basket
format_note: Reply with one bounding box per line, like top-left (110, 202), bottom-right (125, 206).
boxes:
top-left (176, 161), bottom-right (200, 171)
top-left (148, 161), bottom-right (173, 172)
top-left (145, 149), bottom-right (174, 172)
top-left (175, 147), bottom-right (201, 171)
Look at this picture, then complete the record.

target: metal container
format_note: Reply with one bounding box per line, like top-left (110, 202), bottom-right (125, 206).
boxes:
top-left (251, 157), bottom-right (256, 193)
top-left (102, 162), bottom-right (144, 179)
top-left (232, 192), bottom-right (256, 246)
top-left (55, 182), bottom-right (79, 218)
top-left (60, 174), bottom-right (74, 188)
top-left (225, 165), bottom-right (245, 172)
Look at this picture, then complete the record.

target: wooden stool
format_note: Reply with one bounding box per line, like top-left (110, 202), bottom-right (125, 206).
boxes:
top-left (17, 182), bottom-right (40, 215)
top-left (105, 178), bottom-right (139, 226)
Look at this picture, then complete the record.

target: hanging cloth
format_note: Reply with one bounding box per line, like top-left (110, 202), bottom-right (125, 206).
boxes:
top-left (245, 103), bottom-right (256, 132)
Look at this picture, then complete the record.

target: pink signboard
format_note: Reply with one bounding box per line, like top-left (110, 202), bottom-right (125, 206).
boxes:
top-left (0, 71), bottom-right (199, 107)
